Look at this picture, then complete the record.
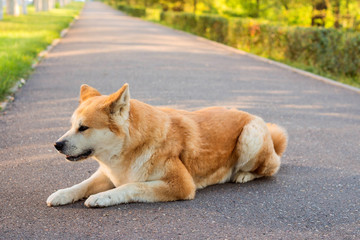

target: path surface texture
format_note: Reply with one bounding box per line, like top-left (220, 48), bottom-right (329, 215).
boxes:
top-left (1, 2), bottom-right (359, 239)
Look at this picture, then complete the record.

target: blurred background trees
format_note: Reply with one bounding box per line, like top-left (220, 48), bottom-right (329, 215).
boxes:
top-left (1, 0), bottom-right (72, 20)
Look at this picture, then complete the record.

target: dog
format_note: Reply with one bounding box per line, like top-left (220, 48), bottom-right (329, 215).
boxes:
top-left (47, 83), bottom-right (288, 207)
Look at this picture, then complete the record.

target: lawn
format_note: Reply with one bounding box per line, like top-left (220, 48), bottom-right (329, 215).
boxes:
top-left (0, 2), bottom-right (84, 102)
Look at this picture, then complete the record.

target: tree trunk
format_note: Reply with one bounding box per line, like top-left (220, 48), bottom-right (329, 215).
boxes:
top-left (49, 0), bottom-right (55, 10)
top-left (59, 0), bottom-right (65, 8)
top-left (6, 0), bottom-right (20, 16)
top-left (0, 0), bottom-right (3, 20)
top-left (35, 0), bottom-right (42, 11)
top-left (193, 0), bottom-right (197, 13)
top-left (42, 0), bottom-right (49, 11)
top-left (333, 0), bottom-right (340, 28)
top-left (311, 0), bottom-right (327, 27)
top-left (256, 0), bottom-right (260, 18)
top-left (280, 0), bottom-right (289, 10)
top-left (21, 0), bottom-right (27, 14)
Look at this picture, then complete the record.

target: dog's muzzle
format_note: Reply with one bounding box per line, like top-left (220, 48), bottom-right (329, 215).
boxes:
top-left (65, 149), bottom-right (93, 162)
top-left (54, 140), bottom-right (93, 161)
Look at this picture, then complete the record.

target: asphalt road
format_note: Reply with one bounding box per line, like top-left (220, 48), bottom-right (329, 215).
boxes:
top-left (1, 2), bottom-right (359, 239)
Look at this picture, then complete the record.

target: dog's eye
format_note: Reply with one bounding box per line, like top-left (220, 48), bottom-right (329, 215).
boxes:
top-left (78, 125), bottom-right (89, 132)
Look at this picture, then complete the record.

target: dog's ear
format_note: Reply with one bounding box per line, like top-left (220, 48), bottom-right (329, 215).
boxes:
top-left (80, 84), bottom-right (101, 103)
top-left (106, 83), bottom-right (130, 116)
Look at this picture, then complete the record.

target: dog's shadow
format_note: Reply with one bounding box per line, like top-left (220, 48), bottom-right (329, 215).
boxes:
top-left (60, 174), bottom-right (277, 211)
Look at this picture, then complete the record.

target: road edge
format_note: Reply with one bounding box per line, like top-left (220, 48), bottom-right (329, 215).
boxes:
top-left (203, 38), bottom-right (360, 94)
top-left (143, 18), bottom-right (360, 94)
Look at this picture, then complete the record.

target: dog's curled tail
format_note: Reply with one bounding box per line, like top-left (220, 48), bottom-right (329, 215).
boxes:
top-left (266, 123), bottom-right (288, 157)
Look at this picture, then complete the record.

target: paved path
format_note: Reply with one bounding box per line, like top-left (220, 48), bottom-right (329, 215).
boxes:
top-left (1, 2), bottom-right (359, 239)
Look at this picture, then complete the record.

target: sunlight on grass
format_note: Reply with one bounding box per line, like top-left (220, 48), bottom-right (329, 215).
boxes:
top-left (0, 2), bottom-right (84, 101)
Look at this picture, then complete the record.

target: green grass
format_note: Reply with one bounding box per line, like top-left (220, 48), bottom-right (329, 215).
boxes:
top-left (243, 47), bottom-right (360, 89)
top-left (0, 2), bottom-right (84, 101)
top-left (278, 60), bottom-right (360, 88)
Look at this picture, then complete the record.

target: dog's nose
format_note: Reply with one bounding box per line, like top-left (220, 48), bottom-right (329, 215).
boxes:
top-left (54, 141), bottom-right (66, 151)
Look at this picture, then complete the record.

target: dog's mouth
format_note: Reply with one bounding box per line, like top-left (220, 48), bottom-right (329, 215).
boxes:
top-left (66, 149), bottom-right (93, 162)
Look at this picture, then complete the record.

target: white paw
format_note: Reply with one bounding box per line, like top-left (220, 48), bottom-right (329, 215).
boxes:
top-left (85, 193), bottom-right (113, 208)
top-left (235, 172), bottom-right (258, 183)
top-left (46, 188), bottom-right (77, 207)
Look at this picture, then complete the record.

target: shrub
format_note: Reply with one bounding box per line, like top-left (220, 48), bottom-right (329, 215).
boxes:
top-left (196, 15), bottom-right (228, 42)
top-left (161, 12), bottom-right (197, 32)
top-left (161, 12), bottom-right (228, 43)
top-left (341, 34), bottom-right (360, 77)
top-left (118, 4), bottom-right (146, 18)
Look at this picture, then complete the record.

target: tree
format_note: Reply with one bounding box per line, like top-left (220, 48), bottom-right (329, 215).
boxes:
top-left (312, 0), bottom-right (328, 26)
top-left (59, 0), bottom-right (65, 8)
top-left (21, 0), bottom-right (27, 14)
top-left (6, 0), bottom-right (20, 16)
top-left (35, 0), bottom-right (42, 11)
top-left (255, 0), bottom-right (260, 17)
top-left (42, 0), bottom-right (49, 11)
top-left (160, 0), bottom-right (186, 11)
top-left (35, 0), bottom-right (51, 11)
top-left (332, 0), bottom-right (341, 28)
top-left (0, 0), bottom-right (3, 20)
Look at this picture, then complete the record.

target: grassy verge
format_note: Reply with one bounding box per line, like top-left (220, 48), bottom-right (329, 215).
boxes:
top-left (277, 60), bottom-right (360, 88)
top-left (0, 2), bottom-right (84, 102)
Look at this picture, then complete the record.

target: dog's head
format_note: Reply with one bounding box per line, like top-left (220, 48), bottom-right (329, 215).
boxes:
top-left (54, 83), bottom-right (130, 161)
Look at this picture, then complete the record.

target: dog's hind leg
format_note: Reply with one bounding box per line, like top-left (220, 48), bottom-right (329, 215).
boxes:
top-left (47, 169), bottom-right (114, 207)
top-left (85, 158), bottom-right (196, 207)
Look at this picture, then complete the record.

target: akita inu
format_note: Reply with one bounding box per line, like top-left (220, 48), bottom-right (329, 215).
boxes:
top-left (47, 83), bottom-right (288, 208)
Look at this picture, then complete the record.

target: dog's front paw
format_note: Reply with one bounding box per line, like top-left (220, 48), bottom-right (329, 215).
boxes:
top-left (46, 188), bottom-right (77, 207)
top-left (85, 193), bottom-right (114, 208)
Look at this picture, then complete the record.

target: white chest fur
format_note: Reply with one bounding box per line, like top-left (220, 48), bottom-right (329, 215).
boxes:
top-left (97, 148), bottom-right (155, 187)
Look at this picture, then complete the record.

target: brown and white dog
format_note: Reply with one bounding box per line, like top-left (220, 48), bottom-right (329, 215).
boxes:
top-left (47, 83), bottom-right (288, 208)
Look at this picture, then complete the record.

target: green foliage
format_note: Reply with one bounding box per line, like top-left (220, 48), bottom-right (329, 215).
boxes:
top-left (196, 14), bottom-right (228, 42)
top-left (160, 12), bottom-right (227, 42)
top-left (146, 8), bottom-right (162, 21)
top-left (0, 3), bottom-right (84, 101)
top-left (160, 11), bottom-right (196, 31)
top-left (117, 4), bottom-right (146, 17)
top-left (160, 0), bottom-right (186, 12)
